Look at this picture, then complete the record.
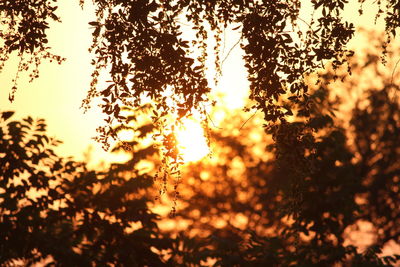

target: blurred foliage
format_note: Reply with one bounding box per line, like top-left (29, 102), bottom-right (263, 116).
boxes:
top-left (157, 45), bottom-right (400, 266)
top-left (2, 42), bottom-right (400, 265)
top-left (0, 111), bottom-right (172, 266)
top-left (1, 1), bottom-right (400, 265)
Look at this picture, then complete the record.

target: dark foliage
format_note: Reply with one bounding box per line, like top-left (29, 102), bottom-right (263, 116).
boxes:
top-left (0, 0), bottom-right (65, 101)
top-left (0, 112), bottom-right (172, 266)
top-left (161, 53), bottom-right (400, 266)
top-left (2, 0), bottom-right (399, 148)
top-left (353, 89), bottom-right (400, 246)
top-left (80, 0), bottom-right (399, 149)
top-left (1, 1), bottom-right (400, 266)
top-left (1, 52), bottom-right (400, 265)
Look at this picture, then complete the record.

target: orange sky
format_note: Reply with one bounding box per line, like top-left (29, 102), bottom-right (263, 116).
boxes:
top-left (0, 1), bottom-right (388, 167)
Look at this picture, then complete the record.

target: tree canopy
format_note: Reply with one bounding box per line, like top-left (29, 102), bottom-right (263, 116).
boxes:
top-left (2, 0), bottom-right (400, 140)
top-left (1, 48), bottom-right (400, 264)
top-left (1, 0), bottom-right (400, 266)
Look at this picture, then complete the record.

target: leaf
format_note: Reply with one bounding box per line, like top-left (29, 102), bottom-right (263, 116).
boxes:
top-left (232, 25), bottom-right (241, 31)
top-left (1, 111), bottom-right (14, 121)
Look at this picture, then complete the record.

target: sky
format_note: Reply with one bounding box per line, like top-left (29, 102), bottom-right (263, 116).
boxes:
top-left (0, 1), bottom-right (127, 166)
top-left (0, 0), bottom-right (390, 167)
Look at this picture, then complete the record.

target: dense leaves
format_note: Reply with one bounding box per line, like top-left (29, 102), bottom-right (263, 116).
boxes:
top-left (0, 0), bottom-right (65, 101)
top-left (82, 0), bottom-right (400, 148)
top-left (1, 47), bottom-right (400, 264)
top-left (0, 112), bottom-right (171, 266)
top-left (1, 1), bottom-right (400, 266)
top-left (164, 60), bottom-right (400, 265)
top-left (1, 0), bottom-right (400, 145)
top-left (2, 0), bottom-right (400, 160)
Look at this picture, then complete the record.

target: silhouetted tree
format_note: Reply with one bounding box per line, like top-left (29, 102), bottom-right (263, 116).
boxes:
top-left (0, 111), bottom-right (172, 266)
top-left (2, 0), bottom-right (400, 147)
top-left (149, 48), bottom-right (400, 266)
top-left (84, 0), bottom-right (400, 148)
top-left (2, 1), bottom-right (400, 266)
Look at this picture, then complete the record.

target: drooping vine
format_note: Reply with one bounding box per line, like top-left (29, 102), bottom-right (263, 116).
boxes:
top-left (2, 0), bottom-right (400, 210)
top-left (0, 0), bottom-right (65, 101)
top-left (77, 0), bottom-right (400, 205)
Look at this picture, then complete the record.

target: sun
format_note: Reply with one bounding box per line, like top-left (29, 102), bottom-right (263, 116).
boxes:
top-left (175, 118), bottom-right (209, 163)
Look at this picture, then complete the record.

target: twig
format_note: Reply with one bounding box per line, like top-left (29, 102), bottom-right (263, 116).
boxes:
top-left (221, 35), bottom-right (242, 66)
top-left (390, 57), bottom-right (400, 86)
top-left (222, 27), bottom-right (226, 58)
top-left (200, 103), bottom-right (223, 129)
top-left (206, 111), bottom-right (222, 129)
top-left (239, 109), bottom-right (258, 131)
top-left (297, 17), bottom-right (312, 29)
top-left (390, 57), bottom-right (400, 101)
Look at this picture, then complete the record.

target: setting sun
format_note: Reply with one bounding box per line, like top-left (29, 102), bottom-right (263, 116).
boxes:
top-left (175, 118), bottom-right (209, 163)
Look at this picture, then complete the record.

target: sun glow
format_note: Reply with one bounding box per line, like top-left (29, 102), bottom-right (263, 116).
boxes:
top-left (175, 118), bottom-right (209, 163)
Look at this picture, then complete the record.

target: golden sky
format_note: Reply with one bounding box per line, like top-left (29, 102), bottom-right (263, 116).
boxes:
top-left (0, 1), bottom-right (387, 167)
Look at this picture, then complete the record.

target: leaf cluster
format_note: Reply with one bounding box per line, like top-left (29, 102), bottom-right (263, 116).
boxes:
top-left (0, 0), bottom-right (65, 101)
top-left (0, 112), bottom-right (171, 266)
